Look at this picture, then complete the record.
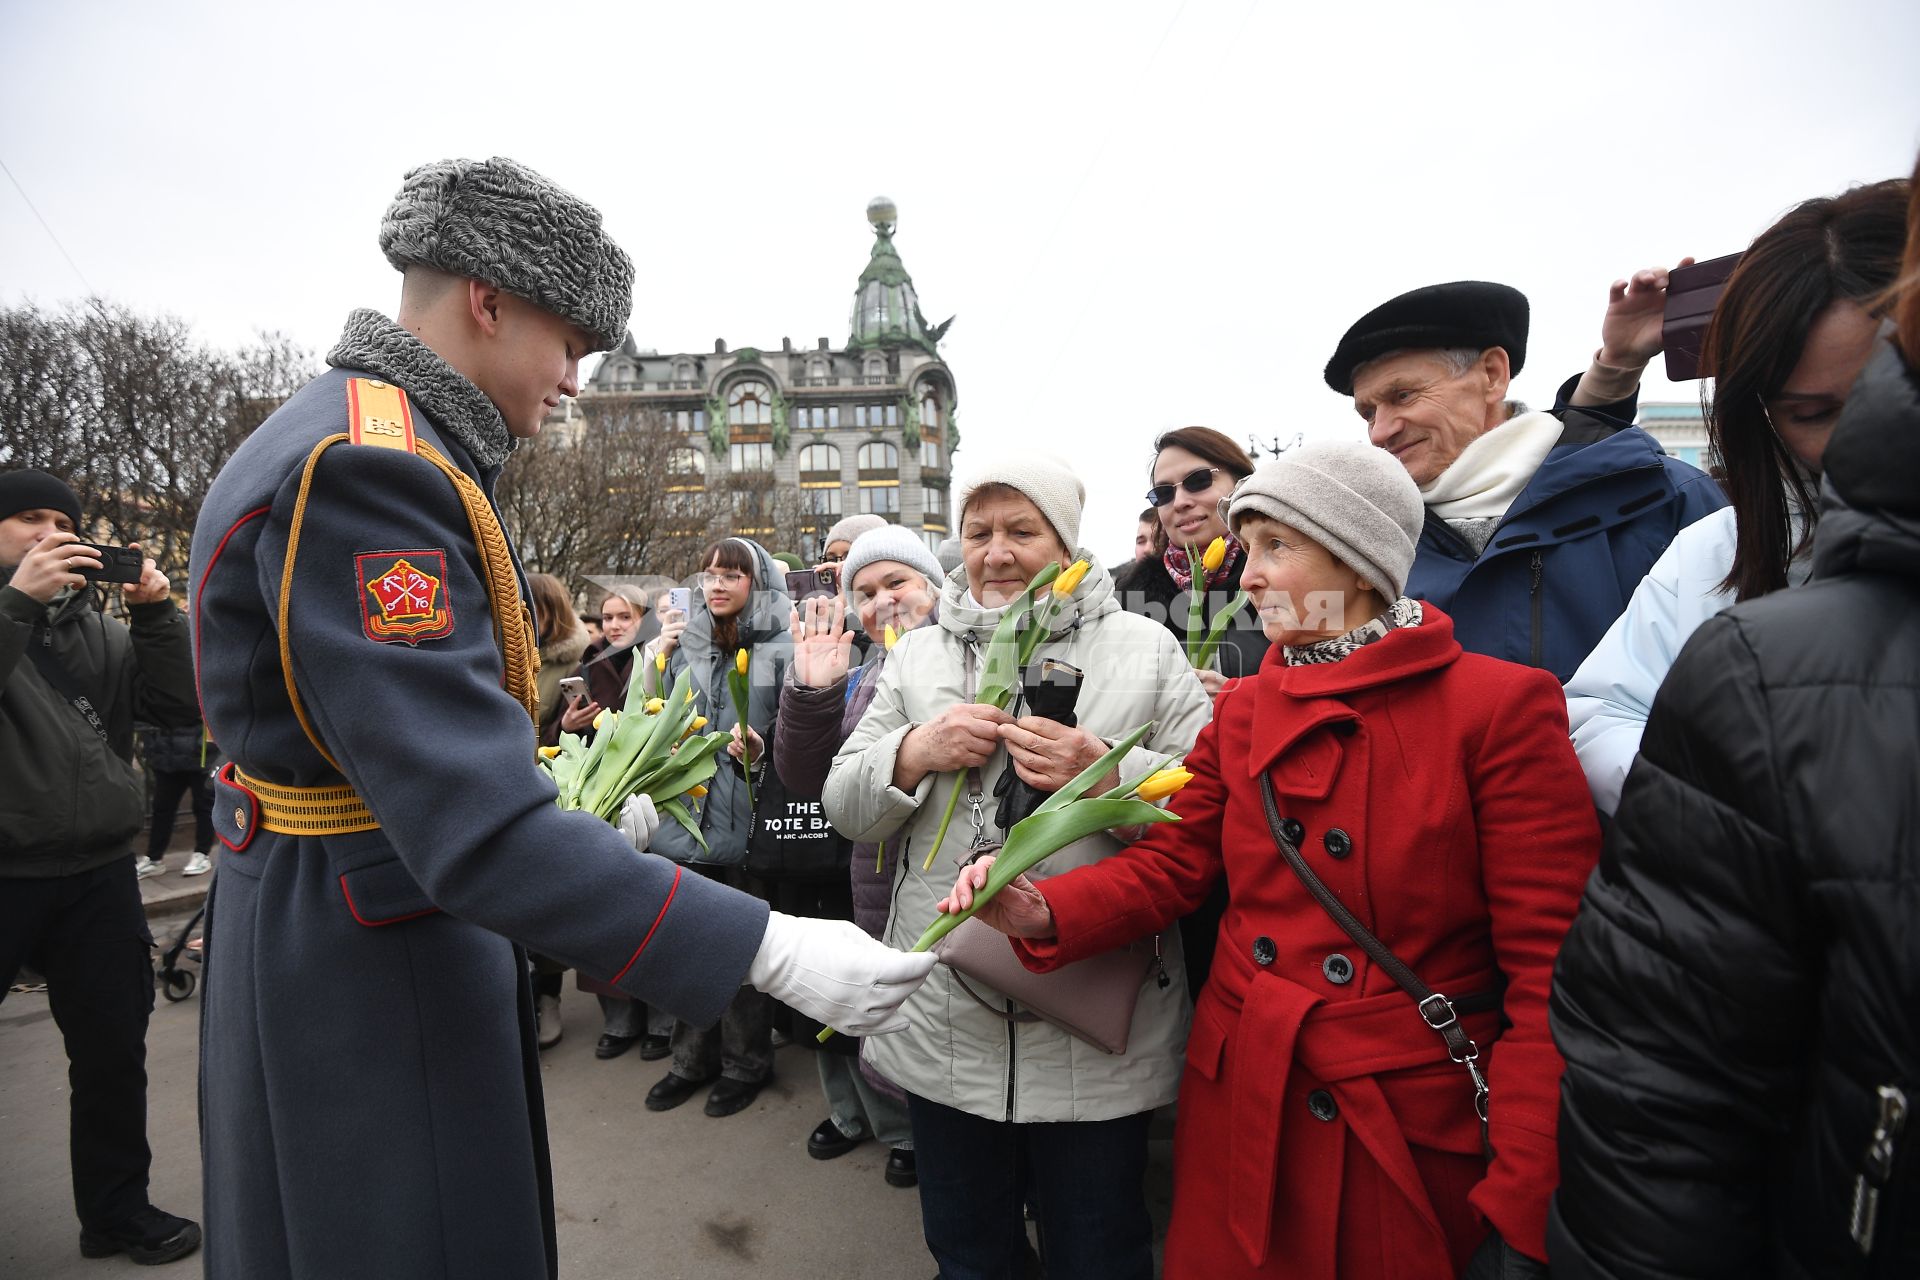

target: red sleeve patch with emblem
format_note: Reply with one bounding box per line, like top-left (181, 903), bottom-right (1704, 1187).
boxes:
top-left (356, 550), bottom-right (455, 645)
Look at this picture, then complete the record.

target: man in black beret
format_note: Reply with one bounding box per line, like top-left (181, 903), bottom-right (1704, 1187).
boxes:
top-left (0, 470), bottom-right (204, 1265)
top-left (1324, 276), bottom-right (1726, 681)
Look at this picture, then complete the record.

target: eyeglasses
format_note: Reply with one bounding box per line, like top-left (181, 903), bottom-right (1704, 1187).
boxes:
top-left (819, 550), bottom-right (847, 564)
top-left (1146, 466), bottom-right (1221, 508)
top-left (699, 571), bottom-right (750, 588)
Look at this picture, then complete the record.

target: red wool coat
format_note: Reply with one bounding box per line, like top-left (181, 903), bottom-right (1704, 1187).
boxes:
top-left (1017, 607), bottom-right (1599, 1280)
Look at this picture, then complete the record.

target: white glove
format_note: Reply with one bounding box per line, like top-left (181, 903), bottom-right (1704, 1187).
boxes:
top-left (617, 793), bottom-right (660, 851)
top-left (747, 911), bottom-right (937, 1036)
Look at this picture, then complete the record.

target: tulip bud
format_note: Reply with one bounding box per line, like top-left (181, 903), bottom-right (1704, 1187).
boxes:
top-left (883, 623), bottom-right (899, 651)
top-left (537, 745), bottom-right (561, 759)
top-left (688, 784), bottom-right (708, 799)
top-left (1135, 767), bottom-right (1195, 803)
top-left (643, 697), bottom-right (666, 715)
top-left (655, 650), bottom-right (667, 673)
top-left (688, 716), bottom-right (709, 733)
top-left (735, 648), bottom-right (750, 676)
top-left (1202, 536), bottom-right (1227, 574)
top-left (592, 711), bottom-right (607, 731)
top-left (1054, 559), bottom-right (1091, 597)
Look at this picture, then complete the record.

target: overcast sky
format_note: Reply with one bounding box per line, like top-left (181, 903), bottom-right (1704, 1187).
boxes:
top-left (4, 0), bottom-right (1917, 566)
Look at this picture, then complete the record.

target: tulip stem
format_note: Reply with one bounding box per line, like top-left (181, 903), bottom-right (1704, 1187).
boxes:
top-left (921, 777), bottom-right (964, 871)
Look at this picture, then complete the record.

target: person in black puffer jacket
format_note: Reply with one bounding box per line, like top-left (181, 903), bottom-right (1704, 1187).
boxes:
top-left (1547, 270), bottom-right (1920, 1274)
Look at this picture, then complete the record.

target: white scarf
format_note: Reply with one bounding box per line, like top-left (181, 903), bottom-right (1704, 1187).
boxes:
top-left (1418, 410), bottom-right (1565, 521)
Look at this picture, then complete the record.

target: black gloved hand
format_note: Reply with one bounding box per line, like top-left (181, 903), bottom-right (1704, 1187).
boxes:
top-left (991, 661), bottom-right (1083, 831)
top-left (1461, 1231), bottom-right (1548, 1280)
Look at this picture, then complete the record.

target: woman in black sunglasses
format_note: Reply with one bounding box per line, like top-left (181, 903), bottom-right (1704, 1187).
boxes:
top-left (1115, 425), bottom-right (1262, 1000)
top-left (1118, 426), bottom-right (1268, 694)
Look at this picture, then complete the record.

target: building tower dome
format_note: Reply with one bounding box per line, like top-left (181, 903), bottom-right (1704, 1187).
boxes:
top-left (848, 197), bottom-right (952, 354)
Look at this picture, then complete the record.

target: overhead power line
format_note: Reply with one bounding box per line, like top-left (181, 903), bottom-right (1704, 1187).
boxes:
top-left (1, 155), bottom-right (96, 296)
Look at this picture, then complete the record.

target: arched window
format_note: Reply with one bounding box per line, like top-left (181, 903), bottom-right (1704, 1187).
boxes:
top-left (922, 486), bottom-right (947, 531)
top-left (863, 353), bottom-right (888, 384)
top-left (857, 440), bottom-right (900, 523)
top-left (727, 380), bottom-right (774, 471)
top-left (672, 358), bottom-right (697, 388)
top-left (918, 383), bottom-right (945, 470)
top-left (798, 443), bottom-right (840, 483)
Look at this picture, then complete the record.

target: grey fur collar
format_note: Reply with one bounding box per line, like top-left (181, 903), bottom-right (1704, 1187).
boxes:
top-left (326, 309), bottom-right (512, 470)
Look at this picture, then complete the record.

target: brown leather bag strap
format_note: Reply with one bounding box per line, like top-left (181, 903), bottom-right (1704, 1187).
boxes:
top-left (1257, 772), bottom-right (1491, 1142)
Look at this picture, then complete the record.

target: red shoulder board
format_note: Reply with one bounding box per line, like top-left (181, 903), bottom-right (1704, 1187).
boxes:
top-left (346, 378), bottom-right (418, 451)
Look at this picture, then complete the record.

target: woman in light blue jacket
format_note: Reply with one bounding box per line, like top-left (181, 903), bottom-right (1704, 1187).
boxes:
top-left (1566, 180), bottom-right (1905, 812)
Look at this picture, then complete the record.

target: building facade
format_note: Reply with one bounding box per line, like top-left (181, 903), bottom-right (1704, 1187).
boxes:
top-left (1636, 401), bottom-right (1716, 473)
top-left (565, 197), bottom-right (958, 557)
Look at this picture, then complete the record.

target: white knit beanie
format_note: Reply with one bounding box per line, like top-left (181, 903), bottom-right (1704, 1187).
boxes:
top-left (839, 526), bottom-right (945, 596)
top-left (1226, 439), bottom-right (1424, 599)
top-left (823, 513), bottom-right (888, 549)
top-left (954, 450), bottom-right (1084, 552)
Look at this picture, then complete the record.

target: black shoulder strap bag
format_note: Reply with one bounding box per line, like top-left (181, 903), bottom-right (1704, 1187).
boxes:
top-left (1257, 772), bottom-right (1495, 1154)
top-left (28, 614), bottom-right (122, 754)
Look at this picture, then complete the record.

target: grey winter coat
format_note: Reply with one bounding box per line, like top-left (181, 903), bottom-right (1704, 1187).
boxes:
top-left (0, 584), bottom-right (196, 878)
top-left (646, 538), bottom-right (794, 867)
top-left (823, 554), bottom-right (1213, 1122)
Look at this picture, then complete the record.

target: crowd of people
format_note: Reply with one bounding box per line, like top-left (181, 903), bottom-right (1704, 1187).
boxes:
top-left (2, 148), bottom-right (1917, 1278)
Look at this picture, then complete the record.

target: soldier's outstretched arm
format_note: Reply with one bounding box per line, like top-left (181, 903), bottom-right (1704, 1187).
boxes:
top-left (260, 440), bottom-right (767, 1027)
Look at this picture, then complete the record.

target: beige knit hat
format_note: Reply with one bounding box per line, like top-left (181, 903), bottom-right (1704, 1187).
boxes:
top-left (1225, 439), bottom-right (1424, 598)
top-left (954, 450), bottom-right (1084, 551)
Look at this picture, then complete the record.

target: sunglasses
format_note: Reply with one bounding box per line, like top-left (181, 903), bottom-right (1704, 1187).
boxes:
top-left (1146, 465), bottom-right (1221, 508)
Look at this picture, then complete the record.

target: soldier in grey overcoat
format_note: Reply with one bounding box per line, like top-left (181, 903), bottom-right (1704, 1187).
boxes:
top-left (188, 157), bottom-right (933, 1280)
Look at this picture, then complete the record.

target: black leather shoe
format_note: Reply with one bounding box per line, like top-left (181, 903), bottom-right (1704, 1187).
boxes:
top-left (703, 1075), bottom-right (767, 1118)
top-left (595, 1032), bottom-right (641, 1060)
top-left (806, 1117), bottom-right (865, 1160)
top-left (884, 1147), bottom-right (918, 1188)
top-left (645, 1070), bottom-right (715, 1111)
top-left (79, 1206), bottom-right (203, 1265)
top-left (637, 1033), bottom-right (672, 1061)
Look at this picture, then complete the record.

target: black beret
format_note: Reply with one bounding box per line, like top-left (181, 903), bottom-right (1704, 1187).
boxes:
top-left (0, 469), bottom-right (82, 528)
top-left (1324, 281), bottom-right (1530, 395)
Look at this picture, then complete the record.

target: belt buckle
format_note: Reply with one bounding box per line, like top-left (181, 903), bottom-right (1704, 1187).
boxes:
top-left (1418, 993), bottom-right (1457, 1030)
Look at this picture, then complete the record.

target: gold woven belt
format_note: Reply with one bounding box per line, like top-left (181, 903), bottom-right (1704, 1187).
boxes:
top-left (232, 767), bottom-right (380, 836)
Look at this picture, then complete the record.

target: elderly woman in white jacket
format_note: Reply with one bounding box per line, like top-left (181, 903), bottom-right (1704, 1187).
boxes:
top-left (1564, 180), bottom-right (1903, 812)
top-left (824, 452), bottom-right (1211, 1280)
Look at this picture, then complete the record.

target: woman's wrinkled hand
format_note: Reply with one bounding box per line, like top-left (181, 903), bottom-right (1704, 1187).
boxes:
top-left (936, 855), bottom-right (1057, 939)
top-left (999, 717), bottom-right (1114, 794)
top-left (905, 703), bottom-right (1014, 776)
top-left (789, 595), bottom-right (855, 689)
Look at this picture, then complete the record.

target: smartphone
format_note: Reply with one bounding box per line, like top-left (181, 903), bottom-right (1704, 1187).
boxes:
top-left (785, 567), bottom-right (838, 602)
top-left (558, 676), bottom-right (588, 705)
top-left (666, 587), bottom-right (691, 616)
top-left (72, 542), bottom-right (145, 585)
top-left (1662, 252), bottom-right (1742, 382)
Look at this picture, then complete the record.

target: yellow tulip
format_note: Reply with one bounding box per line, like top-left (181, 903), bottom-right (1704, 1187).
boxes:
top-left (688, 784), bottom-right (708, 799)
top-left (642, 697), bottom-right (666, 715)
top-left (681, 716), bottom-right (709, 741)
top-left (1053, 559), bottom-right (1091, 597)
top-left (537, 745), bottom-right (561, 759)
top-left (592, 711), bottom-right (608, 731)
top-left (655, 650), bottom-right (667, 673)
top-left (883, 623), bottom-right (899, 651)
top-left (685, 689), bottom-right (695, 704)
top-left (735, 648), bottom-right (750, 676)
top-left (1201, 536), bottom-right (1227, 574)
top-left (1134, 767), bottom-right (1195, 803)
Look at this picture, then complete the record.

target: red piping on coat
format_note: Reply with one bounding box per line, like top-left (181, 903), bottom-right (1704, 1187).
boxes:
top-left (192, 505), bottom-right (271, 717)
top-left (611, 866), bottom-right (681, 983)
top-left (338, 875), bottom-right (442, 927)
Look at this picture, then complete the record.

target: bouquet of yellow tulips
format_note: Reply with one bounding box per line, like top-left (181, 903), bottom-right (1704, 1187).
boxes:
top-left (920, 557), bottom-right (1092, 870)
top-left (538, 664), bottom-right (732, 853)
top-left (821, 720), bottom-right (1190, 1041)
top-left (1184, 535), bottom-right (1249, 672)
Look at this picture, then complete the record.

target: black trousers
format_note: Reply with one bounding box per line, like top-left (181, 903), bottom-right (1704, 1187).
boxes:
top-left (0, 856), bottom-right (156, 1230)
top-left (145, 767), bottom-right (214, 860)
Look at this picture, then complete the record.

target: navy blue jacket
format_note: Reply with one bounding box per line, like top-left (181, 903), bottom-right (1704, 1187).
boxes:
top-left (1408, 406), bottom-right (1726, 681)
top-left (188, 364), bottom-right (768, 1280)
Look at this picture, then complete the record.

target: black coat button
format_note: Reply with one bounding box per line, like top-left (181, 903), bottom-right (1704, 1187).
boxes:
top-left (1280, 818), bottom-right (1306, 845)
top-left (1323, 828), bottom-right (1352, 859)
top-left (1322, 953), bottom-right (1354, 985)
top-left (1252, 936), bottom-right (1277, 966)
top-left (1307, 1089), bottom-right (1338, 1121)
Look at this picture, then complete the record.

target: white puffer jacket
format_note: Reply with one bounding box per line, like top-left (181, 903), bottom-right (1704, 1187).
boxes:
top-left (823, 553), bottom-right (1212, 1123)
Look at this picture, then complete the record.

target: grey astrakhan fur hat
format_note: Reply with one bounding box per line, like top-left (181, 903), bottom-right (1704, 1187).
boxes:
top-left (379, 157), bottom-right (634, 353)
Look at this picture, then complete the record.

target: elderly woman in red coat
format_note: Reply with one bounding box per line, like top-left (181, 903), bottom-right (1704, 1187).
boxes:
top-left (945, 439), bottom-right (1600, 1279)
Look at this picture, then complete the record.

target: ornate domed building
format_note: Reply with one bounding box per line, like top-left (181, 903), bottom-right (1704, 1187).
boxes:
top-left (568, 197), bottom-right (959, 557)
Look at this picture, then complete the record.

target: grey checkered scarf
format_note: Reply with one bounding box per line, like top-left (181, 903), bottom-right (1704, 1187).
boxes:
top-left (1284, 596), bottom-right (1424, 666)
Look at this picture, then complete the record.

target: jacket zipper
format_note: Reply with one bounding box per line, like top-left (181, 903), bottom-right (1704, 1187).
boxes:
top-left (1005, 1004), bottom-right (1019, 1123)
top-left (1527, 550), bottom-right (1545, 668)
top-left (1851, 1084), bottom-right (1908, 1254)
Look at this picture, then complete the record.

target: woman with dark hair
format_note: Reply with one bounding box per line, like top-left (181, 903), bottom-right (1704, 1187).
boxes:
top-left (1120, 426), bottom-right (1269, 694)
top-left (1549, 155), bottom-right (1920, 1278)
top-left (1564, 178), bottom-right (1908, 813)
top-left (528, 573), bottom-right (589, 742)
top-left (639, 536), bottom-right (794, 1118)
